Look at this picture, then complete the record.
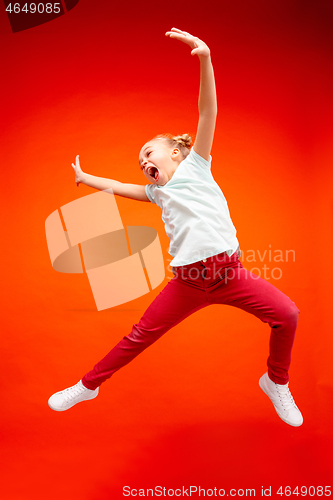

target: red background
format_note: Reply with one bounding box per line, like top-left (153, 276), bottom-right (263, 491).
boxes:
top-left (1, 1), bottom-right (332, 498)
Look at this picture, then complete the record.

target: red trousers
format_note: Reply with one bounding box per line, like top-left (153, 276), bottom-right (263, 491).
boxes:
top-left (82, 252), bottom-right (299, 389)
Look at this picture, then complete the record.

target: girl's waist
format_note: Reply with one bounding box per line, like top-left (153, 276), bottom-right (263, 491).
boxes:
top-left (172, 247), bottom-right (241, 272)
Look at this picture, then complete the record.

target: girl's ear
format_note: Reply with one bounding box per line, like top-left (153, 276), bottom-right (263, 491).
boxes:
top-left (171, 148), bottom-right (181, 159)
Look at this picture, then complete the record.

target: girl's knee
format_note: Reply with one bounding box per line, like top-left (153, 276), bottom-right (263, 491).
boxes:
top-left (127, 323), bottom-right (166, 346)
top-left (280, 301), bottom-right (300, 326)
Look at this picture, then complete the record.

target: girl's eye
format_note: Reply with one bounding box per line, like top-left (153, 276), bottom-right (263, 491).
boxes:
top-left (147, 151), bottom-right (152, 156)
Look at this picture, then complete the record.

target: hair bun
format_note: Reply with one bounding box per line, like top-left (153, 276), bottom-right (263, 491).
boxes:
top-left (152, 133), bottom-right (192, 159)
top-left (172, 134), bottom-right (192, 149)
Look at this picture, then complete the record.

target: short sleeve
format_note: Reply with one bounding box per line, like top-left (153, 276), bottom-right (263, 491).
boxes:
top-left (145, 184), bottom-right (156, 204)
top-left (190, 148), bottom-right (212, 170)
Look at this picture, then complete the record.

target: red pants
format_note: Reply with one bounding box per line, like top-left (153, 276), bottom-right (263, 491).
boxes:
top-left (82, 252), bottom-right (299, 389)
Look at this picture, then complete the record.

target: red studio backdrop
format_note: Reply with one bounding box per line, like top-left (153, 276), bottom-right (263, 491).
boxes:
top-left (1, 1), bottom-right (332, 499)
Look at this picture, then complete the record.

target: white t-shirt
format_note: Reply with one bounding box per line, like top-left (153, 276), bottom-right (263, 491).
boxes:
top-left (145, 148), bottom-right (239, 267)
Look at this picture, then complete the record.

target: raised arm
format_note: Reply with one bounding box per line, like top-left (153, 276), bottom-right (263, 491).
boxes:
top-left (165, 28), bottom-right (217, 161)
top-left (71, 155), bottom-right (149, 202)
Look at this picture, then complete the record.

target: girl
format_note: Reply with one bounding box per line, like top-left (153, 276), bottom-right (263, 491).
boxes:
top-left (48, 28), bottom-right (303, 427)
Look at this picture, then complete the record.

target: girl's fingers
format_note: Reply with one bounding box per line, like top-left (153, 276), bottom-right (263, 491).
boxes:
top-left (166, 30), bottom-right (199, 50)
top-left (166, 28), bottom-right (193, 39)
top-left (170, 27), bottom-right (195, 38)
top-left (170, 28), bottom-right (192, 38)
top-left (71, 155), bottom-right (80, 171)
top-left (166, 33), bottom-right (194, 46)
top-left (165, 31), bottom-right (184, 38)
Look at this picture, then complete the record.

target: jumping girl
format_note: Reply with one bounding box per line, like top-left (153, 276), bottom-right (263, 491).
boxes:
top-left (48, 28), bottom-right (303, 427)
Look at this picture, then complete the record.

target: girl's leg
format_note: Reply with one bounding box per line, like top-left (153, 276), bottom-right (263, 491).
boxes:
top-left (208, 266), bottom-right (300, 385)
top-left (82, 277), bottom-right (209, 390)
top-left (206, 262), bottom-right (302, 426)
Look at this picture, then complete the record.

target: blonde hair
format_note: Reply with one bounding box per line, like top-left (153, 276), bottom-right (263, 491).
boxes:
top-left (154, 133), bottom-right (192, 159)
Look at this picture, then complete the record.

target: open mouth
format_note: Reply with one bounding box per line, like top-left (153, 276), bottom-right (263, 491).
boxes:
top-left (148, 166), bottom-right (159, 181)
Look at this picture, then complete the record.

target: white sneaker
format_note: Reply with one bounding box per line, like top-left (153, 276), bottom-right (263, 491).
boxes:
top-left (259, 372), bottom-right (303, 427)
top-left (48, 380), bottom-right (99, 411)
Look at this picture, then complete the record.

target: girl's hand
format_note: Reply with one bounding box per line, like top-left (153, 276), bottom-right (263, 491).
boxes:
top-left (165, 28), bottom-right (210, 58)
top-left (71, 155), bottom-right (83, 187)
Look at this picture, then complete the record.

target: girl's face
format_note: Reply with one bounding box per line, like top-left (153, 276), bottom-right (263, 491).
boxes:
top-left (139, 139), bottom-right (182, 186)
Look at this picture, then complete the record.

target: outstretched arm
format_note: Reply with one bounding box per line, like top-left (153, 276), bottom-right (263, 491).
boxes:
top-left (165, 28), bottom-right (217, 161)
top-left (71, 155), bottom-right (149, 202)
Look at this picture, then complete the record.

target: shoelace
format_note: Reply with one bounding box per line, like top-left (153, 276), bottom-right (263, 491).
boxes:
top-left (62, 383), bottom-right (86, 403)
top-left (275, 383), bottom-right (298, 411)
